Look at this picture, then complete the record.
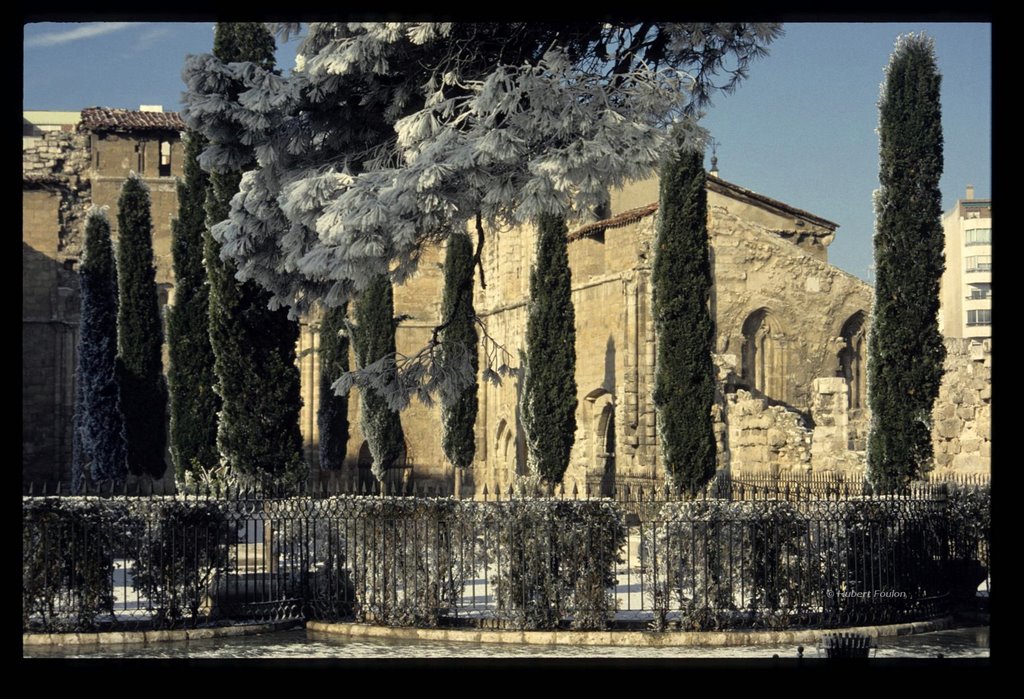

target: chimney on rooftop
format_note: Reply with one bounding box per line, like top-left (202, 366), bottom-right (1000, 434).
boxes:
top-left (139, 105), bottom-right (164, 113)
top-left (966, 184), bottom-right (975, 200)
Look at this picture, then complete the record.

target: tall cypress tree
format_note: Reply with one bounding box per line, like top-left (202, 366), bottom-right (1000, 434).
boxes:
top-left (318, 303), bottom-right (350, 471)
top-left (116, 175), bottom-right (168, 480)
top-left (522, 213), bottom-right (577, 485)
top-left (868, 34), bottom-right (946, 492)
top-left (167, 132), bottom-right (219, 481)
top-left (652, 136), bottom-right (716, 496)
top-left (439, 229), bottom-right (479, 472)
top-left (351, 274), bottom-right (405, 484)
top-left (71, 210), bottom-right (128, 493)
top-left (205, 22), bottom-right (305, 488)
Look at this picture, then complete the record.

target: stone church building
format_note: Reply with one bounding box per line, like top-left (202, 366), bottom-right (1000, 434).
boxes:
top-left (22, 107), bottom-right (989, 492)
top-left (352, 173), bottom-right (876, 496)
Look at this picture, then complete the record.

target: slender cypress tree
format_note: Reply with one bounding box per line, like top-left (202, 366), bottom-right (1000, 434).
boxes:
top-left (439, 229), bottom-right (479, 471)
top-left (652, 136), bottom-right (716, 496)
top-left (71, 210), bottom-right (128, 492)
top-left (116, 175), bottom-right (168, 480)
top-left (318, 303), bottom-right (350, 471)
top-left (522, 213), bottom-right (577, 485)
top-left (205, 22), bottom-right (305, 488)
top-left (167, 132), bottom-right (219, 481)
top-left (351, 274), bottom-right (405, 484)
top-left (868, 34), bottom-right (946, 492)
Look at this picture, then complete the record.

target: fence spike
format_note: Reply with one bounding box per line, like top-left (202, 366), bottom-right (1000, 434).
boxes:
top-left (494, 483), bottom-right (501, 500)
top-left (572, 482), bottom-right (578, 500)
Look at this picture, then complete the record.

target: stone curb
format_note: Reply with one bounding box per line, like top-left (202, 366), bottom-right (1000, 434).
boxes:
top-left (306, 616), bottom-right (957, 647)
top-left (23, 620), bottom-right (298, 647)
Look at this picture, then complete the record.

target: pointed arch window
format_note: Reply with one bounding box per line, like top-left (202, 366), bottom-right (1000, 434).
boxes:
top-left (741, 309), bottom-right (786, 401)
top-left (838, 312), bottom-right (867, 410)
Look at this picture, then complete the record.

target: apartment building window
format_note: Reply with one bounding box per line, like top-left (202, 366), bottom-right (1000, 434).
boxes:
top-left (965, 227), bottom-right (992, 246)
top-left (968, 283), bottom-right (991, 300)
top-left (967, 309), bottom-right (992, 326)
top-left (966, 255), bottom-right (992, 272)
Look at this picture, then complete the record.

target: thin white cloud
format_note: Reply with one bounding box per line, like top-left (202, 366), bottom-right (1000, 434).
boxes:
top-left (131, 26), bottom-right (173, 51)
top-left (25, 22), bottom-right (136, 48)
top-left (138, 27), bottom-right (172, 42)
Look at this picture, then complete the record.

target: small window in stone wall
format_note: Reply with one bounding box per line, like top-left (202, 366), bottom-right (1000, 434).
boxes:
top-left (159, 140), bottom-right (171, 177)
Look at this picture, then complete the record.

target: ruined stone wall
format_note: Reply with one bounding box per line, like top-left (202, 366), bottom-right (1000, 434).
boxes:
top-left (709, 207), bottom-right (872, 415)
top-left (23, 131), bottom-right (92, 486)
top-left (725, 390), bottom-right (812, 476)
top-left (931, 338), bottom-right (992, 475)
top-left (25, 148), bottom-right (890, 491)
top-left (23, 189), bottom-right (80, 485)
top-left (437, 177), bottom-right (876, 496)
top-left (809, 377), bottom-right (866, 473)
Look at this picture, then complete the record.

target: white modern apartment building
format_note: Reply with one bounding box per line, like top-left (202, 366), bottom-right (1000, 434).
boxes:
top-left (940, 185), bottom-right (992, 339)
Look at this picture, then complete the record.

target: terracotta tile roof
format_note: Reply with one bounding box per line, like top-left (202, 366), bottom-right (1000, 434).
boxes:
top-left (567, 175), bottom-right (838, 242)
top-left (567, 203), bottom-right (659, 242)
top-left (80, 107), bottom-right (186, 134)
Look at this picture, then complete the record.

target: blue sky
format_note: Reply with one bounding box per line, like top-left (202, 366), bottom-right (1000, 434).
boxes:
top-left (23, 21), bottom-right (992, 283)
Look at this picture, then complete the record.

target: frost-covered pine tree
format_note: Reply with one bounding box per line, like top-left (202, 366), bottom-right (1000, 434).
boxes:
top-left (116, 174), bottom-right (168, 480)
top-left (203, 22), bottom-right (305, 489)
top-left (71, 210), bottom-right (128, 493)
top-left (652, 129), bottom-right (716, 496)
top-left (181, 23), bottom-right (781, 406)
top-left (522, 213), bottom-right (576, 485)
top-left (868, 34), bottom-right (946, 492)
top-left (318, 302), bottom-right (349, 471)
top-left (351, 275), bottom-right (405, 485)
top-left (438, 229), bottom-right (478, 472)
top-left (167, 132), bottom-right (220, 481)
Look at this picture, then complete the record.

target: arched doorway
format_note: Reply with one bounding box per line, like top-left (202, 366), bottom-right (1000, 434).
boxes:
top-left (597, 403), bottom-right (616, 497)
top-left (584, 389), bottom-right (616, 496)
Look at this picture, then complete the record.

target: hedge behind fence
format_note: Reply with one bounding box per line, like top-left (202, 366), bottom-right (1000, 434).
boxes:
top-left (641, 497), bottom-right (953, 630)
top-left (23, 489), bottom-right (987, 634)
top-left (23, 495), bottom-right (627, 632)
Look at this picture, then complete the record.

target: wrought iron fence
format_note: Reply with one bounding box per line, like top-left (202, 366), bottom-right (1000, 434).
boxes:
top-left (22, 481), bottom-right (989, 634)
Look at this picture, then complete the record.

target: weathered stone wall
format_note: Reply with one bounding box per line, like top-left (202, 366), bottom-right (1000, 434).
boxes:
top-left (23, 131), bottom-right (91, 487)
top-left (23, 190), bottom-right (80, 486)
top-left (810, 377), bottom-right (866, 473)
top-left (90, 133), bottom-right (184, 290)
top-left (23, 125), bottom-right (187, 487)
top-left (26, 143), bottom-right (917, 491)
top-left (725, 390), bottom-right (812, 476)
top-left (709, 206), bottom-right (872, 415)
top-left (931, 338), bottom-right (992, 475)
top-left (446, 175), bottom-right (874, 495)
